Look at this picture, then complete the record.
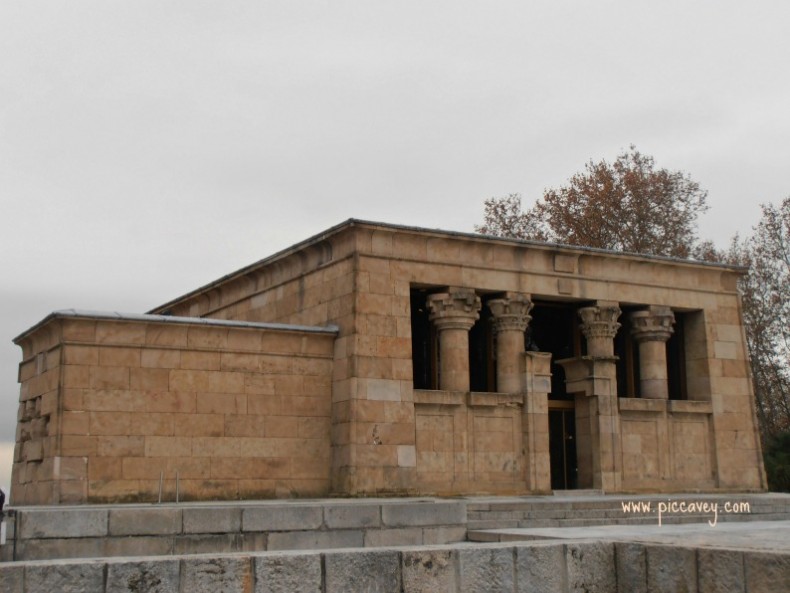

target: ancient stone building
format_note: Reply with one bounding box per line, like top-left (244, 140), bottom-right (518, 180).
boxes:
top-left (11, 220), bottom-right (766, 504)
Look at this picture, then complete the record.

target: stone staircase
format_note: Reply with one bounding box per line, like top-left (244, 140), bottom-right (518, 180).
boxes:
top-left (466, 492), bottom-right (790, 531)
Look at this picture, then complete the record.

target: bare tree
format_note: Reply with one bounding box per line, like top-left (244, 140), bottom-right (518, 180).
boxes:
top-left (730, 198), bottom-right (790, 442)
top-left (476, 146), bottom-right (711, 259)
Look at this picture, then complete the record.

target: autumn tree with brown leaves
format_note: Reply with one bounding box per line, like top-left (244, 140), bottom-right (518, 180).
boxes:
top-left (477, 147), bottom-right (790, 471)
top-left (476, 146), bottom-right (712, 259)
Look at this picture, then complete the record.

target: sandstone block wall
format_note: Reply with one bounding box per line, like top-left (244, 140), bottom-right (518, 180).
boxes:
top-left (414, 392), bottom-right (528, 494)
top-left (13, 220), bottom-right (764, 502)
top-left (150, 221), bottom-right (764, 495)
top-left (12, 313), bottom-right (336, 505)
top-left (619, 399), bottom-right (717, 490)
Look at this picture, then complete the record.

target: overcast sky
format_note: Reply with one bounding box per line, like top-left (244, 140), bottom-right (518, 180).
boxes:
top-left (1, 1), bottom-right (789, 495)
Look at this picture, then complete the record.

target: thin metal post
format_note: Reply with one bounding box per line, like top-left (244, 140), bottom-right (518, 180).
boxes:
top-left (12, 510), bottom-right (18, 562)
top-left (158, 471), bottom-right (163, 504)
top-left (175, 470), bottom-right (179, 503)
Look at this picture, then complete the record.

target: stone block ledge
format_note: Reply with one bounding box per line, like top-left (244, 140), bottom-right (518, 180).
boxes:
top-left (1, 538), bottom-right (788, 593)
top-left (2, 499), bottom-right (468, 562)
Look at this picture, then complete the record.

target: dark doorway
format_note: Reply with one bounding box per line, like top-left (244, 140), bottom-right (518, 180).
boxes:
top-left (614, 306), bottom-right (641, 398)
top-left (666, 312), bottom-right (687, 400)
top-left (410, 288), bottom-right (437, 390)
top-left (469, 296), bottom-right (495, 392)
top-left (529, 302), bottom-right (579, 400)
top-left (531, 301), bottom-right (581, 489)
top-left (549, 407), bottom-right (577, 490)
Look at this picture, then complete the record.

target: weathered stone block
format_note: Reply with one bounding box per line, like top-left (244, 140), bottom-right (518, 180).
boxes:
top-left (173, 533), bottom-right (242, 555)
top-left (18, 537), bottom-right (105, 561)
top-left (364, 527), bottom-right (423, 547)
top-left (566, 541), bottom-right (616, 593)
top-left (90, 365), bottom-right (131, 390)
top-left (105, 535), bottom-right (174, 558)
top-left (382, 502), bottom-right (465, 527)
top-left (267, 529), bottom-right (363, 550)
top-left (0, 564), bottom-right (24, 593)
top-left (20, 508), bottom-right (108, 539)
top-left (646, 545), bottom-right (697, 593)
top-left (254, 552), bottom-right (322, 593)
top-left (183, 507), bottom-right (242, 534)
top-left (242, 506), bottom-right (323, 532)
top-left (109, 508), bottom-right (181, 536)
top-left (615, 542), bottom-right (646, 593)
top-left (324, 504), bottom-right (380, 529)
top-left (25, 561), bottom-right (106, 593)
top-left (516, 543), bottom-right (566, 593)
top-left (697, 548), bottom-right (744, 593)
top-left (130, 367), bottom-right (170, 390)
top-left (181, 556), bottom-right (254, 593)
top-left (325, 549), bottom-right (401, 593)
top-left (95, 322), bottom-right (146, 345)
top-left (744, 551), bottom-right (790, 593)
top-left (141, 348), bottom-right (181, 369)
top-left (145, 325), bottom-right (188, 347)
top-left (106, 559), bottom-right (180, 593)
top-left (422, 525), bottom-right (467, 545)
top-left (402, 548), bottom-right (457, 593)
top-left (99, 346), bottom-right (142, 368)
top-left (458, 546), bottom-right (514, 593)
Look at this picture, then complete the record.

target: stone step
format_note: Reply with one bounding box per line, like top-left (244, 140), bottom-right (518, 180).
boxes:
top-left (466, 492), bottom-right (790, 530)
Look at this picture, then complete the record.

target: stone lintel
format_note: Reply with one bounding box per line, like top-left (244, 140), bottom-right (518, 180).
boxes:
top-left (618, 397), bottom-right (667, 413)
top-left (467, 392), bottom-right (523, 407)
top-left (413, 390), bottom-right (465, 406)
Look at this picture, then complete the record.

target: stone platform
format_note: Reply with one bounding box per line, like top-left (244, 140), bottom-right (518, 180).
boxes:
top-left (1, 493), bottom-right (789, 591)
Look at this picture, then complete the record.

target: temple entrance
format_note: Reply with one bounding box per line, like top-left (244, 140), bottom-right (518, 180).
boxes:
top-left (530, 301), bottom-right (582, 490)
top-left (549, 403), bottom-right (577, 489)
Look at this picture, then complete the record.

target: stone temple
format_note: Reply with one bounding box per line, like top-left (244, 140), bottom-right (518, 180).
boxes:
top-left (10, 219), bottom-right (766, 505)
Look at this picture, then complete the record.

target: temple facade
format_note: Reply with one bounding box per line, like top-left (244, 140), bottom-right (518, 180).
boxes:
top-left (11, 220), bottom-right (766, 504)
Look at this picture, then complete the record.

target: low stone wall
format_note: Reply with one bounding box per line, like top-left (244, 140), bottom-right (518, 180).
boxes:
top-left (619, 398), bottom-right (717, 490)
top-left (1, 500), bottom-right (467, 562)
top-left (1, 539), bottom-right (788, 593)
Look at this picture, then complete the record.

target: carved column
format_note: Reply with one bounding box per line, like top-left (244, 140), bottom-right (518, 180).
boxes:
top-left (488, 293), bottom-right (533, 393)
top-left (630, 306), bottom-right (675, 399)
top-left (579, 303), bottom-right (622, 357)
top-left (427, 288), bottom-right (481, 392)
top-left (560, 302), bottom-right (623, 491)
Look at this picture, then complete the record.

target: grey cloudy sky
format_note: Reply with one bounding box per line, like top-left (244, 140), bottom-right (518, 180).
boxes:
top-left (1, 1), bottom-right (789, 493)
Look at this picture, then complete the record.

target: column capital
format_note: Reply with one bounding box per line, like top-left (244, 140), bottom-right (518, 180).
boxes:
top-left (579, 304), bottom-right (622, 341)
top-left (630, 306), bottom-right (675, 343)
top-left (427, 288), bottom-right (481, 331)
top-left (488, 293), bottom-right (533, 333)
